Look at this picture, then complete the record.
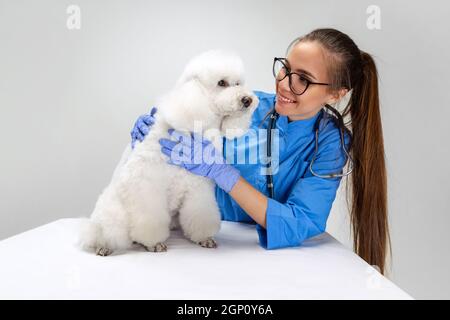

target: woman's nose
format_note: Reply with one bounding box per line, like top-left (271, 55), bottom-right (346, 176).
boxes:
top-left (278, 76), bottom-right (290, 91)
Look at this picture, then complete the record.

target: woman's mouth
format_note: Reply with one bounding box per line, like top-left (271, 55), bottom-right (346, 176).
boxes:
top-left (277, 92), bottom-right (297, 104)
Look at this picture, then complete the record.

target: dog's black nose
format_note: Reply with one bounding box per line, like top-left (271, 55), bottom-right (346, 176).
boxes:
top-left (241, 96), bottom-right (252, 108)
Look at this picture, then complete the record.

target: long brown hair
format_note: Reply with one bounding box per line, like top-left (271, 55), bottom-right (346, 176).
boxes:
top-left (287, 28), bottom-right (390, 274)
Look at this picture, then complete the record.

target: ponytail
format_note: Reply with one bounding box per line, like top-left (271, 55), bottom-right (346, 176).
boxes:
top-left (346, 50), bottom-right (390, 274)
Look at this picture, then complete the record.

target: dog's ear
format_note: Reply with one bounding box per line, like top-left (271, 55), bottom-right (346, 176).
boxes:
top-left (158, 79), bottom-right (216, 132)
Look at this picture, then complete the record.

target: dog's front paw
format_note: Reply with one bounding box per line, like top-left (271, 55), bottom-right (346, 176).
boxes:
top-left (96, 247), bottom-right (113, 256)
top-left (145, 242), bottom-right (167, 252)
top-left (197, 237), bottom-right (217, 248)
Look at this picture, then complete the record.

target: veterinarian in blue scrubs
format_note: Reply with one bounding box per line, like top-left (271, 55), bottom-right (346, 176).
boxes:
top-left (131, 28), bottom-right (390, 274)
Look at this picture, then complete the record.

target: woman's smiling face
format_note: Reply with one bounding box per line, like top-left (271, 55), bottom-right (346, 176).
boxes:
top-left (275, 41), bottom-right (343, 121)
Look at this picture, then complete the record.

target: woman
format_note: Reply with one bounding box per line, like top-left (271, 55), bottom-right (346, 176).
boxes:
top-left (131, 28), bottom-right (390, 274)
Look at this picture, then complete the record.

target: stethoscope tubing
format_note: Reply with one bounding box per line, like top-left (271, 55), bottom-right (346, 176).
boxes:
top-left (266, 105), bottom-right (353, 198)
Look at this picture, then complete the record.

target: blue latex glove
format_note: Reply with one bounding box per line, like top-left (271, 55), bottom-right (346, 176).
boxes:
top-left (159, 129), bottom-right (241, 193)
top-left (130, 107), bottom-right (157, 149)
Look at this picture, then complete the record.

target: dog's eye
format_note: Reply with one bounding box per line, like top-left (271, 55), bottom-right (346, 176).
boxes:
top-left (217, 80), bottom-right (229, 87)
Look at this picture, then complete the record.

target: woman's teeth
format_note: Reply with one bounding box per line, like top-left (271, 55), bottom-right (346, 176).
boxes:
top-left (278, 94), bottom-right (296, 103)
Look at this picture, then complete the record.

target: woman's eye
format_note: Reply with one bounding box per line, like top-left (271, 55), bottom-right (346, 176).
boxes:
top-left (299, 76), bottom-right (310, 84)
top-left (218, 80), bottom-right (229, 87)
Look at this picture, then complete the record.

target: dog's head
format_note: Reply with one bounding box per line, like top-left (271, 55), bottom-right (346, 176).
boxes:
top-left (158, 50), bottom-right (258, 139)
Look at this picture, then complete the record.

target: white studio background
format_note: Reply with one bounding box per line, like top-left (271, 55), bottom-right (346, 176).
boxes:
top-left (1, 0), bottom-right (449, 299)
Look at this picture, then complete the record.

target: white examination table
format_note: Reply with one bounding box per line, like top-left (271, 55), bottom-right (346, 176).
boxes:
top-left (0, 218), bottom-right (412, 299)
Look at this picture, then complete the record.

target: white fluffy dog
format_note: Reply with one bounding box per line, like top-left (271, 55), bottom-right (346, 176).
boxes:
top-left (79, 50), bottom-right (258, 256)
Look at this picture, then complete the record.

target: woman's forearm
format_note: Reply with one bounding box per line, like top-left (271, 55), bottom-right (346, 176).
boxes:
top-left (228, 177), bottom-right (268, 228)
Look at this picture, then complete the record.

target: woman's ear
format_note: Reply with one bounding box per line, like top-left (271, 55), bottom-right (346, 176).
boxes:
top-left (326, 87), bottom-right (349, 105)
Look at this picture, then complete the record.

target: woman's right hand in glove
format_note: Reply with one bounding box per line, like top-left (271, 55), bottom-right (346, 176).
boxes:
top-left (130, 107), bottom-right (157, 149)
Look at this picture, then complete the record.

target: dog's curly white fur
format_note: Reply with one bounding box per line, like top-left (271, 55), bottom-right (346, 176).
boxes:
top-left (78, 50), bottom-right (258, 255)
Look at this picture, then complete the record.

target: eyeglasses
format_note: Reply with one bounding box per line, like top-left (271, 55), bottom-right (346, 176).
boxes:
top-left (272, 57), bottom-right (330, 95)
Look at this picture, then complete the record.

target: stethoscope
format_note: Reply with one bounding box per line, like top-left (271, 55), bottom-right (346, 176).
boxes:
top-left (266, 104), bottom-right (354, 198)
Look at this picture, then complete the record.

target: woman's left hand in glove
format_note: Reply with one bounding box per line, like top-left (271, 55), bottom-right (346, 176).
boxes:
top-left (158, 129), bottom-right (241, 193)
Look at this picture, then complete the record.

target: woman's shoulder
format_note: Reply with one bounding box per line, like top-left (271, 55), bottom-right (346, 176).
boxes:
top-left (316, 110), bottom-right (352, 160)
top-left (253, 90), bottom-right (276, 101)
top-left (251, 90), bottom-right (276, 125)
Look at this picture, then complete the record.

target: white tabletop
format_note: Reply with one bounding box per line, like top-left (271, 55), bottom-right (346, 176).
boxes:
top-left (0, 218), bottom-right (412, 299)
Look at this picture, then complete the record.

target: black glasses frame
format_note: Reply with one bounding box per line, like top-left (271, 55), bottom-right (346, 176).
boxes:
top-left (273, 57), bottom-right (330, 95)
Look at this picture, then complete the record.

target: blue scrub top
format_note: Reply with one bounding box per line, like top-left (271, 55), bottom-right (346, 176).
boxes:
top-left (215, 90), bottom-right (351, 250)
